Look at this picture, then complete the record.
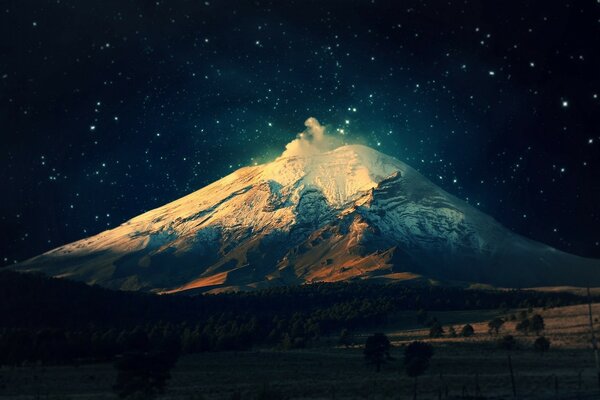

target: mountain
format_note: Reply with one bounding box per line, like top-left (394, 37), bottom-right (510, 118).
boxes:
top-left (11, 142), bottom-right (600, 294)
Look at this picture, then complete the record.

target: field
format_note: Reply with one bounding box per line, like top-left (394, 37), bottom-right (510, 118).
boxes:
top-left (1, 303), bottom-right (599, 399)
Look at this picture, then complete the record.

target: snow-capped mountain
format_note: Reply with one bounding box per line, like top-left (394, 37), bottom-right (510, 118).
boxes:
top-left (12, 121), bottom-right (600, 293)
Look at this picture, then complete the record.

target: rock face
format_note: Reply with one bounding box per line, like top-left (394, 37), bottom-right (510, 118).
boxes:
top-left (12, 144), bottom-right (600, 293)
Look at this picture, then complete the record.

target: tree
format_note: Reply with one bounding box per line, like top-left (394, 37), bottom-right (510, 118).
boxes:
top-left (448, 326), bottom-right (457, 338)
top-left (498, 335), bottom-right (517, 351)
top-left (488, 318), bottom-right (505, 335)
top-left (461, 324), bottom-right (475, 337)
top-left (530, 314), bottom-right (545, 335)
top-left (404, 341), bottom-right (434, 400)
top-left (515, 319), bottom-right (530, 335)
top-left (533, 336), bottom-right (550, 354)
top-left (363, 333), bottom-right (391, 372)
top-left (429, 321), bottom-right (444, 338)
top-left (113, 351), bottom-right (178, 399)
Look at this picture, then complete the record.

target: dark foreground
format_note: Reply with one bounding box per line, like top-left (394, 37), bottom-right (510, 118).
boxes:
top-left (1, 303), bottom-right (599, 399)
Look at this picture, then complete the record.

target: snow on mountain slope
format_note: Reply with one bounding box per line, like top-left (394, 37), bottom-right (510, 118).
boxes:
top-left (262, 145), bottom-right (407, 206)
top-left (11, 120), bottom-right (600, 293)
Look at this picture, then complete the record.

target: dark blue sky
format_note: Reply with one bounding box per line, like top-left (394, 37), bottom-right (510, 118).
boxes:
top-left (1, 0), bottom-right (599, 265)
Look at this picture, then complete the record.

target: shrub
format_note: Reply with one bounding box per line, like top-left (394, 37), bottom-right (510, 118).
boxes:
top-left (461, 324), bottom-right (475, 337)
top-left (515, 319), bottom-right (530, 335)
top-left (404, 341), bottom-right (434, 378)
top-left (488, 318), bottom-right (505, 335)
top-left (448, 326), bottom-right (457, 338)
top-left (530, 314), bottom-right (545, 335)
top-left (404, 341), bottom-right (434, 400)
top-left (533, 336), bottom-right (550, 354)
top-left (364, 333), bottom-right (391, 372)
top-left (429, 321), bottom-right (444, 338)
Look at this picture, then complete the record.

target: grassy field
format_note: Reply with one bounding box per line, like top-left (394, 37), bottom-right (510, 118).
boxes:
top-left (1, 303), bottom-right (599, 399)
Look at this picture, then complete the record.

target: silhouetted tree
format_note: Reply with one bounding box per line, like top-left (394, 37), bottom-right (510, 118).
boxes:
top-left (461, 324), bottom-right (475, 337)
top-left (448, 326), bottom-right (457, 338)
top-left (404, 341), bottom-right (434, 400)
top-left (498, 335), bottom-right (517, 351)
top-left (515, 319), bottom-right (530, 335)
top-left (530, 314), bottom-right (545, 335)
top-left (533, 336), bottom-right (550, 354)
top-left (364, 333), bottom-right (391, 372)
top-left (488, 318), bottom-right (505, 335)
top-left (429, 321), bottom-right (444, 338)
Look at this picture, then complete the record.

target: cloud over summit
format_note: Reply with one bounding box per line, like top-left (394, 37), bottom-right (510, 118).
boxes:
top-left (280, 117), bottom-right (342, 158)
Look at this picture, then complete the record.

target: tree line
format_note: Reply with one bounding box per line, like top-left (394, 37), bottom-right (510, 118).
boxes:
top-left (0, 270), bottom-right (592, 366)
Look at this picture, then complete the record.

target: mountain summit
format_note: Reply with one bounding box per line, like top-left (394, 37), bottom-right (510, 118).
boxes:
top-left (12, 120), bottom-right (600, 293)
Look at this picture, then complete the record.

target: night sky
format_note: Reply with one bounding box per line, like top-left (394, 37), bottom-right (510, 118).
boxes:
top-left (1, 1), bottom-right (599, 266)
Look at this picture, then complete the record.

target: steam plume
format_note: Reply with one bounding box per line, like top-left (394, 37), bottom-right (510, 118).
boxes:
top-left (280, 117), bottom-right (342, 158)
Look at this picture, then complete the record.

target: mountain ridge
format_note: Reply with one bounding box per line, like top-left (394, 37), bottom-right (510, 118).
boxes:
top-left (12, 143), bottom-right (600, 293)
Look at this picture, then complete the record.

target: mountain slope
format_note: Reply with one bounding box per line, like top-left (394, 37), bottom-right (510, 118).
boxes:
top-left (12, 144), bottom-right (600, 293)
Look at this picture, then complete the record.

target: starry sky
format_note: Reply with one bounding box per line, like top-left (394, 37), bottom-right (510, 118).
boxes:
top-left (1, 0), bottom-right (599, 266)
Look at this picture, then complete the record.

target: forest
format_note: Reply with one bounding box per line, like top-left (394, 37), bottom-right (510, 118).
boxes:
top-left (0, 270), bottom-right (591, 366)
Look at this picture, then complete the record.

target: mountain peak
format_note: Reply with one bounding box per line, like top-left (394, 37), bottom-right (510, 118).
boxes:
top-left (264, 144), bottom-right (407, 206)
top-left (12, 120), bottom-right (600, 293)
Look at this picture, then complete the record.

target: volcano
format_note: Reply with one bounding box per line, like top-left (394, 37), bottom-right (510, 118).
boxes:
top-left (11, 123), bottom-right (600, 293)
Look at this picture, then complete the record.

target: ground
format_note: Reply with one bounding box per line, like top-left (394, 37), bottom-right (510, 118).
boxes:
top-left (1, 303), bottom-right (599, 399)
